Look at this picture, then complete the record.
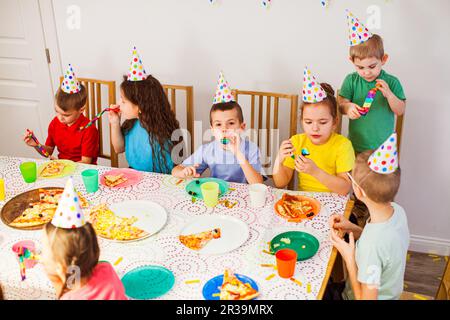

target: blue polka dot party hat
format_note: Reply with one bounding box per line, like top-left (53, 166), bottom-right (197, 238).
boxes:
top-left (346, 9), bottom-right (373, 46)
top-left (368, 133), bottom-right (399, 174)
top-left (213, 71), bottom-right (235, 104)
top-left (302, 66), bottom-right (327, 103)
top-left (51, 177), bottom-right (86, 229)
top-left (61, 64), bottom-right (81, 94)
top-left (127, 46), bottom-right (148, 81)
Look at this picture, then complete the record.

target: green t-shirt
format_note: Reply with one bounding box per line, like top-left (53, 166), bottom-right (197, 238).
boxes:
top-left (339, 70), bottom-right (406, 153)
top-left (343, 202), bottom-right (410, 300)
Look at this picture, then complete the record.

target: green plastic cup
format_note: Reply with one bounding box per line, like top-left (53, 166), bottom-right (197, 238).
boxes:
top-left (201, 181), bottom-right (219, 207)
top-left (19, 162), bottom-right (37, 183)
top-left (81, 169), bottom-right (99, 193)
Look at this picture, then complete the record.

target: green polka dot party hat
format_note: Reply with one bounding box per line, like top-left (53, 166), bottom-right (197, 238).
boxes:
top-left (127, 46), bottom-right (148, 81)
top-left (51, 177), bottom-right (86, 229)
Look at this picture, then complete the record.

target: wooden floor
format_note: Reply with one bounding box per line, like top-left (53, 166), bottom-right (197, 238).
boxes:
top-left (404, 251), bottom-right (448, 298)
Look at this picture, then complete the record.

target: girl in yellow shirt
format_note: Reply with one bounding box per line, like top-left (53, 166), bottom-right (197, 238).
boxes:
top-left (273, 68), bottom-right (355, 195)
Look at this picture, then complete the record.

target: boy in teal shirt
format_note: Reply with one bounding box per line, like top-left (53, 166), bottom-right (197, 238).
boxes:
top-left (338, 11), bottom-right (406, 153)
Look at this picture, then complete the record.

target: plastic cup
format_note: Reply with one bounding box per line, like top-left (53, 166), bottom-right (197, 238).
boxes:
top-left (0, 178), bottom-right (5, 201)
top-left (249, 183), bottom-right (267, 208)
top-left (201, 182), bottom-right (219, 207)
top-left (12, 240), bottom-right (38, 269)
top-left (81, 169), bottom-right (99, 193)
top-left (19, 162), bottom-right (37, 183)
top-left (275, 248), bottom-right (297, 278)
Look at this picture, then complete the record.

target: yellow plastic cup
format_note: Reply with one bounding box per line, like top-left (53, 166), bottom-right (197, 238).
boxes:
top-left (0, 178), bottom-right (5, 201)
top-left (201, 182), bottom-right (219, 207)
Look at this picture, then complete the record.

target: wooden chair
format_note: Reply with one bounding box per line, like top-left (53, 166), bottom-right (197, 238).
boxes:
top-left (436, 256), bottom-right (450, 300)
top-left (162, 84), bottom-right (194, 153)
top-left (232, 89), bottom-right (299, 189)
top-left (59, 77), bottom-right (118, 167)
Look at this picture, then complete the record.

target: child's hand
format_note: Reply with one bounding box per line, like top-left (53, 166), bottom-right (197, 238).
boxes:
top-left (330, 229), bottom-right (355, 263)
top-left (375, 79), bottom-right (394, 99)
top-left (277, 139), bottom-right (294, 162)
top-left (182, 164), bottom-right (200, 178)
top-left (347, 103), bottom-right (363, 120)
top-left (23, 131), bottom-right (37, 147)
top-left (222, 133), bottom-right (240, 155)
top-left (329, 214), bottom-right (353, 236)
top-left (294, 155), bottom-right (319, 176)
top-left (108, 104), bottom-right (121, 125)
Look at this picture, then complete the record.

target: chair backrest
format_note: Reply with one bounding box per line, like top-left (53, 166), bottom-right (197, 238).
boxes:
top-left (59, 77), bottom-right (118, 167)
top-left (232, 89), bottom-right (299, 189)
top-left (162, 84), bottom-right (194, 153)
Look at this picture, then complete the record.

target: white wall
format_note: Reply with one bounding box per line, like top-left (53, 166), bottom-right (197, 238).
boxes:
top-left (48, 0), bottom-right (450, 254)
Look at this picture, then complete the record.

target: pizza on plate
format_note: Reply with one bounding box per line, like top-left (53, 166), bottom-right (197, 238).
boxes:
top-left (104, 174), bottom-right (128, 187)
top-left (88, 203), bottom-right (149, 241)
top-left (179, 228), bottom-right (221, 250)
top-left (219, 269), bottom-right (259, 300)
top-left (38, 188), bottom-right (89, 208)
top-left (275, 193), bottom-right (318, 221)
top-left (40, 161), bottom-right (66, 177)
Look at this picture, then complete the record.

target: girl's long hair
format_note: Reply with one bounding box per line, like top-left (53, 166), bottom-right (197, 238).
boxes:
top-left (120, 75), bottom-right (180, 173)
top-left (44, 222), bottom-right (100, 299)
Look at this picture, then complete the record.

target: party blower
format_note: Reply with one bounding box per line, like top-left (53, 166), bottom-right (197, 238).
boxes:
top-left (79, 107), bottom-right (120, 130)
top-left (26, 129), bottom-right (49, 157)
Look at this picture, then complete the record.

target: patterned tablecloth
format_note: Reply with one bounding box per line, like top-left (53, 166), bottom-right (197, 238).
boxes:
top-left (0, 156), bottom-right (349, 300)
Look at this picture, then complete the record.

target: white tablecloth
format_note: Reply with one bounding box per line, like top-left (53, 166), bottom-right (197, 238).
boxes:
top-left (0, 156), bottom-right (348, 300)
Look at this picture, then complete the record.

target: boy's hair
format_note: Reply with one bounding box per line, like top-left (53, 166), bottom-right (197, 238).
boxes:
top-left (353, 150), bottom-right (401, 203)
top-left (55, 84), bottom-right (87, 112)
top-left (350, 34), bottom-right (385, 61)
top-left (209, 101), bottom-right (244, 125)
top-left (44, 222), bottom-right (100, 299)
top-left (301, 83), bottom-right (337, 120)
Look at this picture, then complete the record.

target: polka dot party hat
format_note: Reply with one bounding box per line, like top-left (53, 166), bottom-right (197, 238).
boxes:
top-left (127, 46), bottom-right (148, 81)
top-left (368, 133), bottom-right (399, 174)
top-left (51, 177), bottom-right (86, 229)
top-left (346, 9), bottom-right (373, 46)
top-left (302, 66), bottom-right (327, 103)
top-left (61, 64), bottom-right (81, 94)
top-left (213, 71), bottom-right (235, 104)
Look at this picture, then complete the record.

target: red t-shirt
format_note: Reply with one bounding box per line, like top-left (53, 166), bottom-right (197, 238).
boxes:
top-left (60, 262), bottom-right (127, 300)
top-left (45, 114), bottom-right (99, 164)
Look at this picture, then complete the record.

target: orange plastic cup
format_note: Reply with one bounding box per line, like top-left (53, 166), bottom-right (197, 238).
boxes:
top-left (275, 248), bottom-right (297, 278)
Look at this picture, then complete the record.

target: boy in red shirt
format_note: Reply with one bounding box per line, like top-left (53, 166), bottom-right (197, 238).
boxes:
top-left (23, 64), bottom-right (99, 164)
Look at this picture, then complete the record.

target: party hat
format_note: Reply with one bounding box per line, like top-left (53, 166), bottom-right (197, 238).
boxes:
top-left (61, 64), bottom-right (81, 94)
top-left (51, 177), bottom-right (86, 229)
top-left (127, 46), bottom-right (148, 81)
top-left (346, 9), bottom-right (373, 46)
top-left (212, 71), bottom-right (235, 104)
top-left (368, 133), bottom-right (398, 174)
top-left (302, 67), bottom-right (327, 103)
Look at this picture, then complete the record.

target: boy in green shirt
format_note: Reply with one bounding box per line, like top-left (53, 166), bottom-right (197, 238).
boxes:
top-left (338, 11), bottom-right (406, 153)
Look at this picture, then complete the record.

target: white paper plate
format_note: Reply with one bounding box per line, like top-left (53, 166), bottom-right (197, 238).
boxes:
top-left (180, 215), bottom-right (249, 254)
top-left (108, 200), bottom-right (167, 240)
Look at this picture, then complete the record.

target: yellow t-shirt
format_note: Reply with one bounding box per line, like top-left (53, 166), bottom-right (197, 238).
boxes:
top-left (283, 133), bottom-right (355, 192)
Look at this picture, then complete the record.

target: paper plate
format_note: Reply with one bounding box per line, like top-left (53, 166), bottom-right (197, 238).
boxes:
top-left (274, 194), bottom-right (321, 223)
top-left (121, 265), bottom-right (175, 299)
top-left (270, 231), bottom-right (319, 261)
top-left (179, 215), bottom-right (249, 254)
top-left (100, 168), bottom-right (143, 188)
top-left (185, 178), bottom-right (229, 200)
top-left (202, 274), bottom-right (258, 300)
top-left (37, 160), bottom-right (76, 179)
top-left (106, 200), bottom-right (167, 242)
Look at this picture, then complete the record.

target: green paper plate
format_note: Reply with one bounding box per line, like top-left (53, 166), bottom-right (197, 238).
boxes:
top-left (185, 178), bottom-right (229, 200)
top-left (270, 231), bottom-right (319, 261)
top-left (37, 160), bottom-right (76, 179)
top-left (121, 265), bottom-right (175, 300)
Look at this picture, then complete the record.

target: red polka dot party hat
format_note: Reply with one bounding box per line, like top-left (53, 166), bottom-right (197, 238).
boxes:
top-left (213, 71), bottom-right (235, 104)
top-left (346, 9), bottom-right (373, 46)
top-left (368, 133), bottom-right (399, 174)
top-left (302, 66), bottom-right (327, 103)
top-left (51, 177), bottom-right (86, 229)
top-left (127, 46), bottom-right (148, 81)
top-left (61, 64), bottom-right (81, 94)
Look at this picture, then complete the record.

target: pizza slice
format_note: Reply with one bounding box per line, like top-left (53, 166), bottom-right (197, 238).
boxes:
top-left (219, 269), bottom-right (259, 300)
top-left (38, 188), bottom-right (89, 208)
top-left (179, 228), bottom-right (221, 250)
top-left (104, 174), bottom-right (128, 187)
top-left (9, 203), bottom-right (57, 228)
top-left (40, 161), bottom-right (66, 177)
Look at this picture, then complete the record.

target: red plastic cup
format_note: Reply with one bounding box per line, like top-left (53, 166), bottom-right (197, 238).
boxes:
top-left (275, 248), bottom-right (297, 278)
top-left (12, 240), bottom-right (38, 269)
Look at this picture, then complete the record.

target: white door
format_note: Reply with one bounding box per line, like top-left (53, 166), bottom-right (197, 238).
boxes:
top-left (0, 0), bottom-right (55, 158)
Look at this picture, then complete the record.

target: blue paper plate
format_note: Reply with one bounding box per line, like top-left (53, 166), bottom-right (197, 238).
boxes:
top-left (121, 265), bottom-right (175, 300)
top-left (185, 178), bottom-right (229, 200)
top-left (202, 274), bottom-right (258, 300)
